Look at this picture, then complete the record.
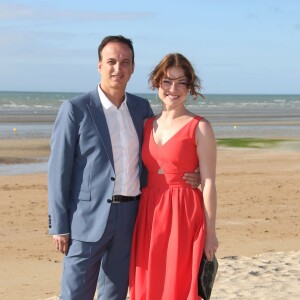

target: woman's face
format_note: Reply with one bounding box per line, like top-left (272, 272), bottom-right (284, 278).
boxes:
top-left (158, 66), bottom-right (188, 109)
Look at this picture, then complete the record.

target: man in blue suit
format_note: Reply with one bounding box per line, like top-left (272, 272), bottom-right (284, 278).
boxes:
top-left (48, 35), bottom-right (199, 300)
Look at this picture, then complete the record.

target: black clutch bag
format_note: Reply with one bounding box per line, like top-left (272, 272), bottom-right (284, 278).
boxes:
top-left (198, 254), bottom-right (218, 300)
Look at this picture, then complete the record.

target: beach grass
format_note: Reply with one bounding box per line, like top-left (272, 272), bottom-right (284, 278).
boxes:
top-left (216, 138), bottom-right (286, 148)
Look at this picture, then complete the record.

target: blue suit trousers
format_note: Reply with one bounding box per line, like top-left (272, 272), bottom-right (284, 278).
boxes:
top-left (60, 200), bottom-right (139, 300)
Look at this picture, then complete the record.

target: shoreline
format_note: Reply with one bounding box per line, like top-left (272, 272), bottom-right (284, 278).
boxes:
top-left (1, 137), bottom-right (300, 166)
top-left (1, 111), bottom-right (300, 141)
top-left (1, 111), bottom-right (300, 125)
top-left (0, 138), bottom-right (50, 164)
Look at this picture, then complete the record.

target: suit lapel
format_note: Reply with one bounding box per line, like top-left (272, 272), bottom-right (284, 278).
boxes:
top-left (87, 89), bottom-right (115, 170)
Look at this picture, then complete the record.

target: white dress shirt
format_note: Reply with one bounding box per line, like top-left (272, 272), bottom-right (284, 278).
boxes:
top-left (98, 85), bottom-right (140, 196)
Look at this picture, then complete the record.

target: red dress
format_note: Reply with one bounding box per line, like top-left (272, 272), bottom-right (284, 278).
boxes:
top-left (129, 116), bottom-right (206, 300)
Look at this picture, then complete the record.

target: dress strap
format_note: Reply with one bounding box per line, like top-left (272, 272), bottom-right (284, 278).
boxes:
top-left (144, 116), bottom-right (154, 127)
top-left (188, 115), bottom-right (204, 141)
top-left (144, 116), bottom-right (155, 133)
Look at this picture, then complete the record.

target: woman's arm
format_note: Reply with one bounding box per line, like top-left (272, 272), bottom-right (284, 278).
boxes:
top-left (196, 119), bottom-right (219, 261)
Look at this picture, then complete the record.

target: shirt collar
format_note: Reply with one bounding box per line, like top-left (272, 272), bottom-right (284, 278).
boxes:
top-left (98, 84), bottom-right (127, 110)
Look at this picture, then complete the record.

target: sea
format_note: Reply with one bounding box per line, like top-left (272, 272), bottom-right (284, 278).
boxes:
top-left (1, 91), bottom-right (299, 175)
top-left (0, 91), bottom-right (299, 139)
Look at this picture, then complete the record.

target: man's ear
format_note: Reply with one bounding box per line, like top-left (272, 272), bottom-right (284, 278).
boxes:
top-left (98, 61), bottom-right (102, 73)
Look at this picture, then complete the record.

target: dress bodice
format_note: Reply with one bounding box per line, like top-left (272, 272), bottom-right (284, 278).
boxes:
top-left (142, 116), bottom-right (202, 188)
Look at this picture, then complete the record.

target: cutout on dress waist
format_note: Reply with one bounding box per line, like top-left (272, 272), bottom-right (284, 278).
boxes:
top-left (158, 168), bottom-right (164, 174)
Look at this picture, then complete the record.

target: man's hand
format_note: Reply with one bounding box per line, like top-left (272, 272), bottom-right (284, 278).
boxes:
top-left (183, 167), bottom-right (201, 188)
top-left (53, 234), bottom-right (70, 255)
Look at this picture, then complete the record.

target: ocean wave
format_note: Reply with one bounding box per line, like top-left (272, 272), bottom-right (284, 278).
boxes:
top-left (2, 103), bottom-right (30, 109)
top-left (273, 99), bottom-right (287, 103)
top-left (34, 105), bottom-right (54, 109)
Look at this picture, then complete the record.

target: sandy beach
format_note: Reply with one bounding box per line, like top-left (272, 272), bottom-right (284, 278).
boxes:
top-left (0, 138), bottom-right (300, 299)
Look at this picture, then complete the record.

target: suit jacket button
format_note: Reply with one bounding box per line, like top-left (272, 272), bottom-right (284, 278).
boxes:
top-left (111, 177), bottom-right (115, 181)
top-left (49, 225), bottom-right (52, 228)
top-left (107, 199), bottom-right (112, 203)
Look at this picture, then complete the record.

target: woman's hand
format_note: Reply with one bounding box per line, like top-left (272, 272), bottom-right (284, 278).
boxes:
top-left (204, 231), bottom-right (218, 261)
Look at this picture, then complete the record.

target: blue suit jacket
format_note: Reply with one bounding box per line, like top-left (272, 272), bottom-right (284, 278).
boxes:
top-left (48, 88), bottom-right (153, 242)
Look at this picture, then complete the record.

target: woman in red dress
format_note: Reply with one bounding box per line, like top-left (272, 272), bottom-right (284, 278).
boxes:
top-left (129, 53), bottom-right (218, 300)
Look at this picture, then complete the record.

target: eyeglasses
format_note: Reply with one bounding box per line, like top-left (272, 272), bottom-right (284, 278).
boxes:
top-left (160, 77), bottom-right (188, 89)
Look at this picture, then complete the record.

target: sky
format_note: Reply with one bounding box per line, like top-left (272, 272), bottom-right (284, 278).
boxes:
top-left (0, 0), bottom-right (299, 94)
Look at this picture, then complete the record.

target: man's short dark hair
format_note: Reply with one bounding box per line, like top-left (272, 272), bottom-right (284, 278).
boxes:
top-left (98, 35), bottom-right (135, 64)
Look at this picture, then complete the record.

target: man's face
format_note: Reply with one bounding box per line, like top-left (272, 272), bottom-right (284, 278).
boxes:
top-left (98, 42), bottom-right (134, 92)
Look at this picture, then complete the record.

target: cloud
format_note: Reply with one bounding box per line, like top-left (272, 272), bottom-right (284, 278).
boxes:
top-left (0, 29), bottom-right (96, 64)
top-left (246, 13), bottom-right (259, 20)
top-left (0, 3), bottom-right (155, 21)
top-left (294, 24), bottom-right (300, 30)
top-left (0, 3), bottom-right (33, 19)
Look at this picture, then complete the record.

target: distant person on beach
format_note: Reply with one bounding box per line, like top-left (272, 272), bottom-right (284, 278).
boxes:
top-left (129, 53), bottom-right (219, 299)
top-left (48, 35), bottom-right (200, 300)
